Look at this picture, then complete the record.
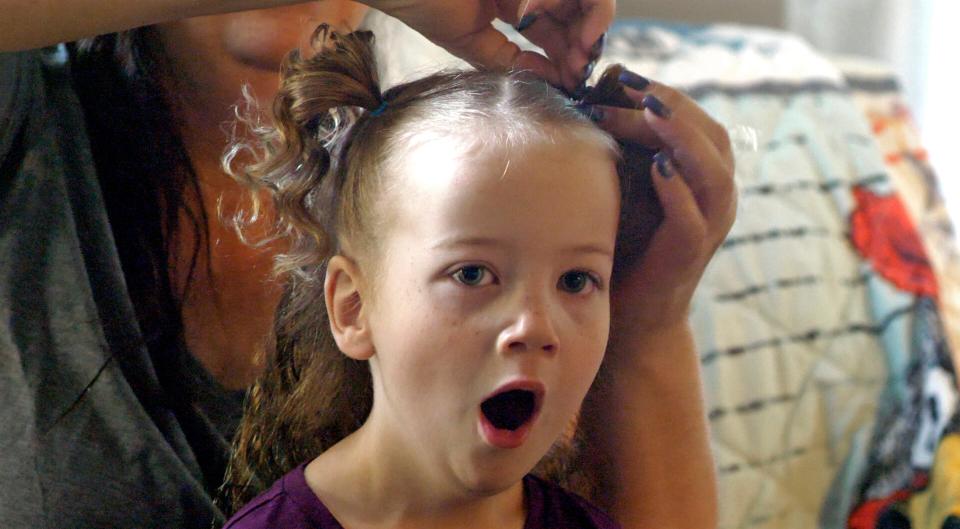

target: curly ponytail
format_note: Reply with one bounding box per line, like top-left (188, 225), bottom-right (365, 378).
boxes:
top-left (218, 27), bottom-right (385, 514)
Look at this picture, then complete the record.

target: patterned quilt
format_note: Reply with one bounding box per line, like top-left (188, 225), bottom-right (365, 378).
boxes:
top-left (366, 13), bottom-right (960, 529)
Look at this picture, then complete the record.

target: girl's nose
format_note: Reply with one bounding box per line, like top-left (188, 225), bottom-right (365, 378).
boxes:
top-left (496, 297), bottom-right (560, 355)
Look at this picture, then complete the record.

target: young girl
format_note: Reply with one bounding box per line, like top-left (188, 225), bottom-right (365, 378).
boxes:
top-left (219, 26), bottom-right (722, 529)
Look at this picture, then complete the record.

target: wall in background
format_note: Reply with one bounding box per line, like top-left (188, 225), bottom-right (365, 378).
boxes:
top-left (615, 0), bottom-right (785, 28)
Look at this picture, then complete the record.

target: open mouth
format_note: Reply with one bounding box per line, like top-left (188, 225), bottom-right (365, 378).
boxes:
top-left (478, 382), bottom-right (544, 449)
top-left (481, 389), bottom-right (538, 431)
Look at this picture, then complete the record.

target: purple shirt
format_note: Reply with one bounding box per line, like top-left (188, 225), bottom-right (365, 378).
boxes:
top-left (223, 464), bottom-right (621, 528)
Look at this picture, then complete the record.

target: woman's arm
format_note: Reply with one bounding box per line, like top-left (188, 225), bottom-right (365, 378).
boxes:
top-left (1, 0), bottom-right (613, 92)
top-left (0, 0), bottom-right (303, 52)
top-left (579, 71), bottom-right (737, 529)
top-left (582, 323), bottom-right (717, 529)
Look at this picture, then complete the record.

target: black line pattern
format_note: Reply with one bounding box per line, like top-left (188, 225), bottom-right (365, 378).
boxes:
top-left (708, 376), bottom-right (885, 424)
top-left (684, 80), bottom-right (850, 99)
top-left (709, 393), bottom-right (798, 421)
top-left (720, 226), bottom-right (831, 250)
top-left (715, 276), bottom-right (820, 302)
top-left (844, 76), bottom-right (901, 94)
top-left (714, 271), bottom-right (874, 302)
top-left (744, 508), bottom-right (791, 528)
top-left (739, 174), bottom-right (886, 197)
top-left (700, 303), bottom-right (915, 366)
top-left (844, 271), bottom-right (874, 286)
top-left (717, 446), bottom-right (808, 475)
top-left (763, 133), bottom-right (808, 151)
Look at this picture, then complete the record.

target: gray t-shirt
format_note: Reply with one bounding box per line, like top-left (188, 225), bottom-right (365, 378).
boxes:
top-left (0, 46), bottom-right (243, 528)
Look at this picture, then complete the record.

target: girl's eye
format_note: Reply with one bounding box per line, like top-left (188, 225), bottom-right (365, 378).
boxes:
top-left (452, 265), bottom-right (494, 287)
top-left (559, 271), bottom-right (599, 294)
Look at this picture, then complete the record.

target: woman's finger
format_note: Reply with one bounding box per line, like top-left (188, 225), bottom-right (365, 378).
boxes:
top-left (594, 104), bottom-right (663, 147)
top-left (603, 73), bottom-right (732, 166)
top-left (516, 0), bottom-right (615, 91)
top-left (595, 107), bottom-right (733, 227)
top-left (443, 23), bottom-right (562, 86)
top-left (514, 13), bottom-right (584, 89)
top-left (594, 81), bottom-right (735, 223)
top-left (647, 152), bottom-right (708, 266)
top-left (625, 82), bottom-right (734, 171)
top-left (639, 95), bottom-right (736, 226)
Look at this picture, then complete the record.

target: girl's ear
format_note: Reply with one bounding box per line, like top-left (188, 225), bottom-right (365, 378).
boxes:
top-left (325, 254), bottom-right (375, 360)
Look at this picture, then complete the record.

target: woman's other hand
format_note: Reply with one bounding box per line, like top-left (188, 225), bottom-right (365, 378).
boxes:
top-left (367, 0), bottom-right (615, 93)
top-left (3, 0), bottom-right (613, 88)
top-left (578, 72), bottom-right (728, 529)
top-left (595, 71), bottom-right (737, 345)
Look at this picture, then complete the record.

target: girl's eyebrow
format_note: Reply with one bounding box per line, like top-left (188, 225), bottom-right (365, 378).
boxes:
top-left (430, 236), bottom-right (502, 250)
top-left (430, 235), bottom-right (503, 250)
top-left (565, 244), bottom-right (614, 258)
top-left (430, 236), bottom-right (613, 258)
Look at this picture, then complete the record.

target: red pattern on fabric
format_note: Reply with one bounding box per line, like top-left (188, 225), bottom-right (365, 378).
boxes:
top-left (849, 186), bottom-right (938, 298)
top-left (847, 490), bottom-right (913, 529)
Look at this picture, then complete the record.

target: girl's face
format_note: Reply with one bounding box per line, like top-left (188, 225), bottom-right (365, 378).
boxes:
top-left (362, 128), bottom-right (620, 495)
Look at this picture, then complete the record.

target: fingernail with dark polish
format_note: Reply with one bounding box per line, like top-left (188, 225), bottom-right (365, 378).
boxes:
top-left (589, 33), bottom-right (607, 62)
top-left (642, 94), bottom-right (672, 118)
top-left (618, 69), bottom-right (650, 90)
top-left (582, 60), bottom-right (596, 82)
top-left (516, 12), bottom-right (539, 32)
top-left (654, 151), bottom-right (673, 178)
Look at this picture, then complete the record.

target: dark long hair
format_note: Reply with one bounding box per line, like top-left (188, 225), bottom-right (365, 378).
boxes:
top-left (66, 29), bottom-right (232, 495)
top-left (68, 28), bottom-right (208, 390)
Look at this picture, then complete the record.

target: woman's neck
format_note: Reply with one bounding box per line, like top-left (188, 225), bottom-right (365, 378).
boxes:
top-left (150, 6), bottom-right (367, 390)
top-left (304, 421), bottom-right (526, 529)
top-left (154, 20), bottom-right (287, 390)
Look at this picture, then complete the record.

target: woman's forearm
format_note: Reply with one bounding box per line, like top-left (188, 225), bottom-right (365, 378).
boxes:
top-left (581, 322), bottom-right (718, 529)
top-left (0, 0), bottom-right (305, 51)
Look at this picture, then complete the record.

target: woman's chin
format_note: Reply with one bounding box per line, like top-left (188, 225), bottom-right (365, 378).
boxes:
top-left (222, 3), bottom-right (368, 70)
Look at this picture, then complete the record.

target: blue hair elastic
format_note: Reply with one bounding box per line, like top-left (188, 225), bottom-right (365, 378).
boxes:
top-left (370, 101), bottom-right (388, 117)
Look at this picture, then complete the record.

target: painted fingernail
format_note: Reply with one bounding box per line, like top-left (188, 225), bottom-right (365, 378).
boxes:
top-left (582, 59), bottom-right (596, 82)
top-left (516, 12), bottom-right (539, 32)
top-left (654, 151), bottom-right (673, 178)
top-left (618, 69), bottom-right (650, 90)
top-left (642, 94), bottom-right (672, 119)
top-left (589, 33), bottom-right (607, 62)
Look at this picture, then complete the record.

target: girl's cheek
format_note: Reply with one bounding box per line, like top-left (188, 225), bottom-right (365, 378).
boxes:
top-left (429, 283), bottom-right (495, 314)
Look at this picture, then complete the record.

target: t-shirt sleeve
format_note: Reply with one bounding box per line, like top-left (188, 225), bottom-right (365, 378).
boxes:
top-left (0, 48), bottom-right (49, 529)
top-left (0, 46), bottom-right (224, 529)
top-left (0, 49), bottom-right (38, 178)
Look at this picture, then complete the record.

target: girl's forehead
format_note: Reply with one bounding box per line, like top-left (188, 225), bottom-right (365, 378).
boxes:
top-left (391, 125), bottom-right (616, 188)
top-left (383, 129), bottom-right (621, 248)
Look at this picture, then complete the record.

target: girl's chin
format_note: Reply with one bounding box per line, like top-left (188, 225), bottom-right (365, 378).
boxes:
top-left (459, 469), bottom-right (527, 498)
top-left (456, 451), bottom-right (541, 497)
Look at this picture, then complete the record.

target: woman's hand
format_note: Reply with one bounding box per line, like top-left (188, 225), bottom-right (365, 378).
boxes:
top-left (596, 71), bottom-right (737, 347)
top-left (367, 0), bottom-right (614, 92)
top-left (574, 73), bottom-right (728, 529)
top-left (3, 0), bottom-right (613, 91)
